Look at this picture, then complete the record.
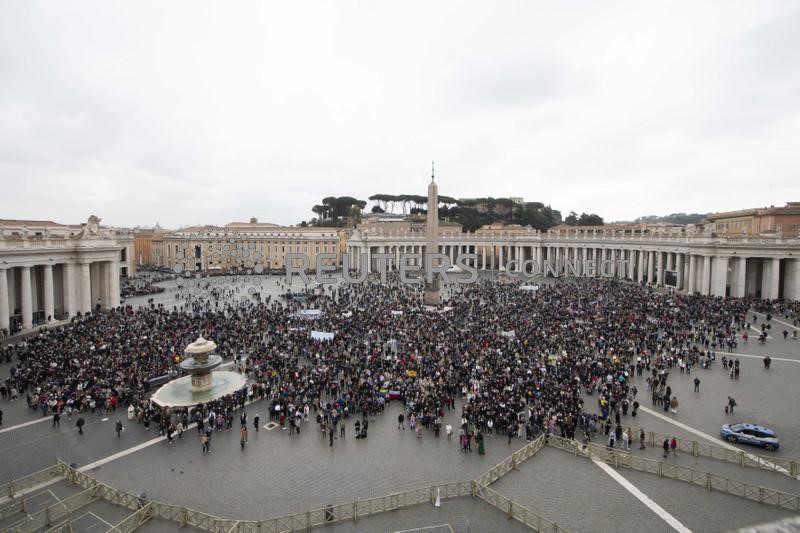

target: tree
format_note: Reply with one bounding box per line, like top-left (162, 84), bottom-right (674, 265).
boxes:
top-left (300, 220), bottom-right (308, 227)
top-left (578, 213), bottom-right (604, 226)
top-left (371, 205), bottom-right (385, 213)
top-left (564, 211), bottom-right (579, 225)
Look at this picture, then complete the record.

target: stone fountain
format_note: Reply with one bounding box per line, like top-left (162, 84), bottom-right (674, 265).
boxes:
top-left (151, 337), bottom-right (247, 408)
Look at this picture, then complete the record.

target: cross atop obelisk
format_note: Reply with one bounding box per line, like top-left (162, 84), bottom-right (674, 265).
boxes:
top-left (424, 161), bottom-right (441, 306)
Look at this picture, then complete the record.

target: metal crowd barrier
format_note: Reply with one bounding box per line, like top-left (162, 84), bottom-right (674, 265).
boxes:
top-left (547, 435), bottom-right (800, 513)
top-left (613, 425), bottom-right (800, 478)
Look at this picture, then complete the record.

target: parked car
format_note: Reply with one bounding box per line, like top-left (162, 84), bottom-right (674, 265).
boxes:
top-left (720, 423), bottom-right (780, 451)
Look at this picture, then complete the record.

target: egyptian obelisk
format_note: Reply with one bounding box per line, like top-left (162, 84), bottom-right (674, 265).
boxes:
top-left (424, 162), bottom-right (441, 306)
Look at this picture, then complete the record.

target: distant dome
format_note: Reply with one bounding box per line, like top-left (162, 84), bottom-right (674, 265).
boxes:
top-left (250, 217), bottom-right (258, 224)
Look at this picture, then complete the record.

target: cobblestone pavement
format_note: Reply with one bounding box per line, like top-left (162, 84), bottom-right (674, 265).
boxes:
top-left (85, 400), bottom-right (528, 520)
top-left (493, 446), bottom-right (675, 533)
top-left (615, 467), bottom-right (799, 533)
top-left (322, 497), bottom-right (531, 533)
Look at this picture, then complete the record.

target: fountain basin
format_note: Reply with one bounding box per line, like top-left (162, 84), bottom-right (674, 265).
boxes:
top-left (151, 370), bottom-right (247, 408)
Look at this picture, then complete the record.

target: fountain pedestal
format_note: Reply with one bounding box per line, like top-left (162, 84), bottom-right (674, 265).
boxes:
top-left (151, 337), bottom-right (247, 408)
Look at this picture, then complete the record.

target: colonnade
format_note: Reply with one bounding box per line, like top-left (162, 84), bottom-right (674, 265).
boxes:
top-left (0, 260), bottom-right (120, 333)
top-left (345, 240), bottom-right (800, 300)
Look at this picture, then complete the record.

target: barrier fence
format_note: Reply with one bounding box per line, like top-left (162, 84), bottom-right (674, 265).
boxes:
top-left (473, 481), bottom-right (563, 533)
top-left (547, 435), bottom-right (800, 513)
top-left (476, 435), bottom-right (547, 486)
top-left (614, 424), bottom-right (799, 478)
top-left (7, 432), bottom-right (795, 533)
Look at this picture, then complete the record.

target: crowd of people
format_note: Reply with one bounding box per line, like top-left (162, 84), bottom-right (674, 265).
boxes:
top-left (0, 273), bottom-right (787, 458)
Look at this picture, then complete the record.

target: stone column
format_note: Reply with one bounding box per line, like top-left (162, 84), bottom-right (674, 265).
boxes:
top-left (636, 251), bottom-right (643, 282)
top-left (481, 247), bottom-right (487, 270)
top-left (498, 246), bottom-right (504, 271)
top-left (63, 263), bottom-right (76, 317)
top-left (711, 256), bottom-right (728, 297)
top-left (733, 256), bottom-right (747, 298)
top-left (21, 266), bottom-right (33, 330)
top-left (611, 249), bottom-right (618, 277)
top-left (109, 260), bottom-right (120, 309)
top-left (666, 253), bottom-right (674, 272)
top-left (687, 255), bottom-right (695, 294)
top-left (43, 264), bottom-right (54, 322)
top-left (784, 258), bottom-right (800, 301)
top-left (628, 250), bottom-right (635, 279)
top-left (0, 268), bottom-right (9, 332)
top-left (676, 253), bottom-right (684, 290)
top-left (80, 262), bottom-right (92, 313)
top-left (554, 247), bottom-right (560, 274)
top-left (701, 255), bottom-right (711, 296)
top-left (765, 258), bottom-right (780, 299)
top-left (655, 250), bottom-right (664, 287)
top-left (647, 251), bottom-right (654, 284)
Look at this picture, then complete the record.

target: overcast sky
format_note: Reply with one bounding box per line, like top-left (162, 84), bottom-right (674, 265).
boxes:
top-left (1, 1), bottom-right (798, 228)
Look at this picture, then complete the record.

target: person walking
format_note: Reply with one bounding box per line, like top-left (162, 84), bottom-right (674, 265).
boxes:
top-left (693, 377), bottom-right (700, 393)
top-left (76, 417), bottom-right (85, 435)
top-left (398, 412), bottom-right (405, 430)
top-left (253, 414), bottom-right (260, 431)
top-left (639, 428), bottom-right (646, 450)
top-left (52, 411), bottom-right (61, 428)
top-left (670, 436), bottom-right (678, 456)
top-left (446, 423), bottom-right (453, 440)
top-left (662, 438), bottom-right (670, 458)
top-left (240, 425), bottom-right (248, 449)
top-left (115, 419), bottom-right (123, 438)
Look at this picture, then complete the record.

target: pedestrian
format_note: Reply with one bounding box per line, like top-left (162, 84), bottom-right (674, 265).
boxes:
top-left (253, 414), bottom-right (260, 431)
top-left (728, 396), bottom-right (737, 414)
top-left (662, 438), bottom-right (669, 458)
top-left (693, 377), bottom-right (700, 393)
top-left (639, 429), bottom-right (646, 450)
top-left (240, 425), bottom-right (248, 449)
top-left (76, 417), bottom-right (85, 435)
top-left (202, 433), bottom-right (210, 453)
top-left (398, 412), bottom-right (405, 430)
top-left (670, 436), bottom-right (678, 456)
top-left (53, 411), bottom-right (61, 428)
top-left (115, 419), bottom-right (123, 438)
top-left (446, 423), bottom-right (453, 441)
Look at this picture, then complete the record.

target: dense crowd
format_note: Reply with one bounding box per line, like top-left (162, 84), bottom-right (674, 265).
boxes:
top-left (0, 274), bottom-right (783, 454)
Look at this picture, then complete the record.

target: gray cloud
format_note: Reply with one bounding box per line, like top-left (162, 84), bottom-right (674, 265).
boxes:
top-left (0, 1), bottom-right (798, 227)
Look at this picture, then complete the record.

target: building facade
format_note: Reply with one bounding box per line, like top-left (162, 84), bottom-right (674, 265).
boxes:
top-left (346, 223), bottom-right (800, 300)
top-left (706, 202), bottom-right (800, 237)
top-left (0, 216), bottom-right (134, 334)
top-left (133, 224), bottom-right (169, 267)
top-left (154, 218), bottom-right (347, 273)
